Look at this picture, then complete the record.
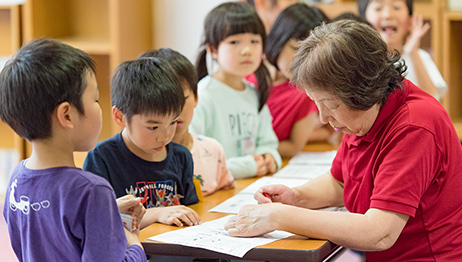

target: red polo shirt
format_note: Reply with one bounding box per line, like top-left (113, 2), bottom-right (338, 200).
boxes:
top-left (331, 80), bottom-right (462, 261)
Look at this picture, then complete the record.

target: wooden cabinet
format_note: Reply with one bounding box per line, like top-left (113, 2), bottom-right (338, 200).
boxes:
top-left (20, 0), bottom-right (153, 162)
top-left (442, 9), bottom-right (462, 139)
top-left (0, 4), bottom-right (24, 159)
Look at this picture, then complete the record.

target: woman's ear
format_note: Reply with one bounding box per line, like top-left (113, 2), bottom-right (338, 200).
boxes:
top-left (205, 43), bottom-right (218, 60)
top-left (55, 102), bottom-right (74, 130)
top-left (112, 106), bottom-right (127, 127)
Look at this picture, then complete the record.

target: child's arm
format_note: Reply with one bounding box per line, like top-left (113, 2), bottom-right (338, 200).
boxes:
top-left (140, 206), bottom-right (201, 228)
top-left (83, 186), bottom-right (145, 261)
top-left (254, 105), bottom-right (282, 171)
top-left (278, 113), bottom-right (318, 158)
top-left (227, 155), bottom-right (262, 179)
top-left (402, 13), bottom-right (441, 99)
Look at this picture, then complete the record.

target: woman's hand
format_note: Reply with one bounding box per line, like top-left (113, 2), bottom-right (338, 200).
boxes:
top-left (255, 184), bottom-right (297, 205)
top-left (224, 203), bottom-right (281, 237)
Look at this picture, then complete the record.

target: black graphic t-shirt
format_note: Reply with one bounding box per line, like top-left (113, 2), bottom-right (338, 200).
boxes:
top-left (83, 132), bottom-right (198, 208)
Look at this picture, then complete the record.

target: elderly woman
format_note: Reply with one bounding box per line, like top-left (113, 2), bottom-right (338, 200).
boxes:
top-left (224, 20), bottom-right (462, 261)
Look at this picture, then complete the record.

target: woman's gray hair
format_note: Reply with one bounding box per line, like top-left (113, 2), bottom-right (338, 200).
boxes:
top-left (290, 20), bottom-right (406, 111)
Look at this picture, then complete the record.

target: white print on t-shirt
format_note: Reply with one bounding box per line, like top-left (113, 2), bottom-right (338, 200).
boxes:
top-left (228, 112), bottom-right (257, 137)
top-left (9, 179), bottom-right (50, 215)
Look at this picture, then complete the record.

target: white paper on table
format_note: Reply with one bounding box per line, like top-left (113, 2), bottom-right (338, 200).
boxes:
top-left (209, 177), bottom-right (309, 214)
top-left (289, 150), bottom-right (337, 165)
top-left (273, 164), bottom-right (331, 179)
top-left (148, 215), bottom-right (294, 258)
top-left (208, 193), bottom-right (258, 214)
top-left (239, 176), bottom-right (310, 195)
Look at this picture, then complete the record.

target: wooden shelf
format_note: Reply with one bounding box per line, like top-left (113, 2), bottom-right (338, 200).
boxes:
top-left (0, 5), bottom-right (20, 56)
top-left (0, 5), bottom-right (24, 161)
top-left (60, 36), bottom-right (112, 55)
top-left (18, 0), bottom-right (153, 159)
top-left (442, 10), bottom-right (462, 127)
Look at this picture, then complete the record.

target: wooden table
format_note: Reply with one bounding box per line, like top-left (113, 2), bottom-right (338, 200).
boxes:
top-left (139, 142), bottom-right (341, 262)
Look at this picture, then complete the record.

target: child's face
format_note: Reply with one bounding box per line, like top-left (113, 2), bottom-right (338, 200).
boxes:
top-left (175, 84), bottom-right (197, 138)
top-left (74, 72), bottom-right (102, 151)
top-left (276, 38), bottom-right (299, 80)
top-left (123, 112), bottom-right (178, 161)
top-left (213, 33), bottom-right (263, 79)
top-left (365, 0), bottom-right (411, 49)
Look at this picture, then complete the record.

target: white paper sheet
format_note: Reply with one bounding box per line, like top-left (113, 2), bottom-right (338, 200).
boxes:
top-left (238, 176), bottom-right (310, 194)
top-left (148, 215), bottom-right (294, 258)
top-left (209, 177), bottom-right (309, 213)
top-left (208, 193), bottom-right (258, 214)
top-left (273, 164), bottom-right (331, 179)
top-left (288, 150), bottom-right (337, 165)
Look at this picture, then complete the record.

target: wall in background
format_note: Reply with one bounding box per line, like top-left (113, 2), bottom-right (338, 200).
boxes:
top-left (152, 0), bottom-right (230, 64)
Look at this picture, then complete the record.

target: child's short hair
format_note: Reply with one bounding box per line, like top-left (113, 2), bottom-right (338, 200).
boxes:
top-left (138, 48), bottom-right (198, 98)
top-left (0, 38), bottom-right (95, 141)
top-left (111, 57), bottom-right (185, 122)
top-left (357, 0), bottom-right (413, 18)
top-left (265, 3), bottom-right (327, 70)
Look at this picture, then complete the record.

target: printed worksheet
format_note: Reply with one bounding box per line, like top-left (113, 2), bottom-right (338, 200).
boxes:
top-left (209, 177), bottom-right (309, 213)
top-left (148, 215), bottom-right (294, 258)
top-left (208, 193), bottom-right (258, 214)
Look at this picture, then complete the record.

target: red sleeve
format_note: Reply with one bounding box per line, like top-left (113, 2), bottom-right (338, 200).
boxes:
top-left (330, 139), bottom-right (347, 183)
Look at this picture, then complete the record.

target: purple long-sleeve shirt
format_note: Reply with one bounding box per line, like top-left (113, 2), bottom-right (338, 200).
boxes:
top-left (3, 161), bottom-right (146, 262)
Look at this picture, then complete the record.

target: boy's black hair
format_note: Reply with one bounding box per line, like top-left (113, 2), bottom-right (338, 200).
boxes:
top-left (196, 1), bottom-right (271, 112)
top-left (138, 48), bottom-right (198, 98)
top-left (0, 38), bottom-right (95, 141)
top-left (111, 57), bottom-right (185, 123)
top-left (358, 0), bottom-right (413, 18)
top-left (266, 3), bottom-right (327, 70)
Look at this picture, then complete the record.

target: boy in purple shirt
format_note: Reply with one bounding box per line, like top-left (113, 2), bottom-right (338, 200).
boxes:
top-left (0, 38), bottom-right (146, 262)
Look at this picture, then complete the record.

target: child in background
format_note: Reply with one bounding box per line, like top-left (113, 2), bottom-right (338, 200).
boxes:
top-left (247, 3), bottom-right (333, 158)
top-left (332, 12), bottom-right (371, 25)
top-left (191, 2), bottom-right (282, 179)
top-left (83, 58), bottom-right (201, 228)
top-left (358, 0), bottom-right (448, 100)
top-left (138, 48), bottom-right (235, 196)
top-left (245, 0), bottom-right (299, 33)
top-left (0, 38), bottom-right (146, 261)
